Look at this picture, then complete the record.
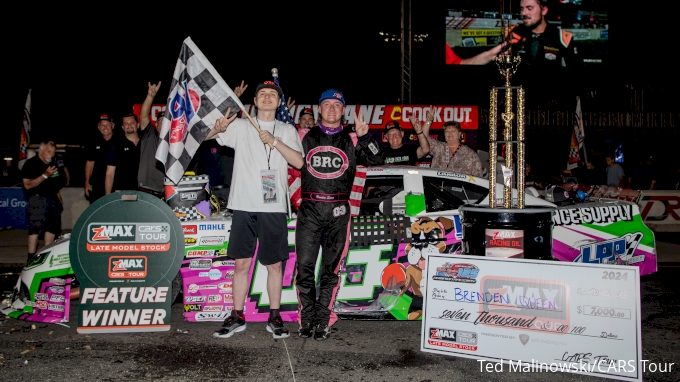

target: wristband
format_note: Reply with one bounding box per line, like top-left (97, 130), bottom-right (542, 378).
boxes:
top-left (425, 120), bottom-right (433, 124)
top-left (416, 131), bottom-right (424, 135)
top-left (272, 136), bottom-right (280, 147)
top-left (42, 174), bottom-right (48, 179)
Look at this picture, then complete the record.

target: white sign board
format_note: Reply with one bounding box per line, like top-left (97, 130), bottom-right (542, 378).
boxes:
top-left (421, 255), bottom-right (642, 381)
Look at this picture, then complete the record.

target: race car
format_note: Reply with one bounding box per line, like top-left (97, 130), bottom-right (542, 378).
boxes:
top-left (2, 166), bottom-right (657, 323)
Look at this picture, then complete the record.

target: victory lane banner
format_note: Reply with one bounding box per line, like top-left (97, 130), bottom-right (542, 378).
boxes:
top-left (422, 255), bottom-right (643, 381)
top-left (70, 192), bottom-right (184, 333)
top-left (133, 103), bottom-right (479, 130)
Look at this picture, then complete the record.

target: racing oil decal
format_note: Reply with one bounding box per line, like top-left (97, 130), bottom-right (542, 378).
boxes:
top-left (485, 229), bottom-right (524, 258)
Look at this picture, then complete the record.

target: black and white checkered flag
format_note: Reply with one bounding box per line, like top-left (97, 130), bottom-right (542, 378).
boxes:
top-left (155, 37), bottom-right (244, 185)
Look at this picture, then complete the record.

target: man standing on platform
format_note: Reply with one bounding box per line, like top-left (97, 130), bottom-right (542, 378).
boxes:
top-left (295, 89), bottom-right (383, 340)
top-left (84, 114), bottom-right (115, 202)
top-left (21, 141), bottom-right (67, 261)
top-left (511, 0), bottom-right (573, 68)
top-left (105, 114), bottom-right (141, 194)
top-left (137, 81), bottom-right (166, 197)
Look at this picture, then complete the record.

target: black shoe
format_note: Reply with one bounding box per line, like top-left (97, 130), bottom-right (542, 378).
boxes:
top-left (314, 324), bottom-right (331, 341)
top-left (266, 315), bottom-right (290, 339)
top-left (298, 323), bottom-right (314, 338)
top-left (213, 312), bottom-right (246, 339)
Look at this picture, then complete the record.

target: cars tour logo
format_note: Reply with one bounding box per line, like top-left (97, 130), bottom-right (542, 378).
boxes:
top-left (109, 256), bottom-right (147, 278)
top-left (169, 81), bottom-right (199, 144)
top-left (305, 147), bottom-right (349, 179)
top-left (432, 263), bottom-right (479, 283)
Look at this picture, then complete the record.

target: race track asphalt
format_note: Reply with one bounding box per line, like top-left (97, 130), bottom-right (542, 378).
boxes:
top-left (0, 230), bottom-right (678, 381)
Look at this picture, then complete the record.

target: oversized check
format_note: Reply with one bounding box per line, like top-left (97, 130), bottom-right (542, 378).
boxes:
top-left (421, 255), bottom-right (642, 381)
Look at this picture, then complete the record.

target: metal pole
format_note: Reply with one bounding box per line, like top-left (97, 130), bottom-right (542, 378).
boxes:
top-left (489, 89), bottom-right (498, 208)
top-left (408, 0), bottom-right (412, 104)
top-left (517, 87), bottom-right (525, 208)
top-left (401, 0), bottom-right (405, 104)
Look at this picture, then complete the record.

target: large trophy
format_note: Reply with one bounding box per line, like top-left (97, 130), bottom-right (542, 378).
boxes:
top-left (488, 35), bottom-right (525, 208)
top-left (458, 16), bottom-right (555, 261)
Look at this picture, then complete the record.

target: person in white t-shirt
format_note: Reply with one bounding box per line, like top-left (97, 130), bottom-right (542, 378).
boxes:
top-left (205, 81), bottom-right (304, 340)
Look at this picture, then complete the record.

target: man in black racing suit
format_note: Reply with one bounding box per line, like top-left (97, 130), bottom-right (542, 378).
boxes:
top-left (295, 89), bottom-right (383, 340)
top-left (511, 0), bottom-right (573, 69)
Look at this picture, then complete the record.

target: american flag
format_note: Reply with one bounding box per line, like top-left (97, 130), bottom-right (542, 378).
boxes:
top-left (18, 89), bottom-right (32, 170)
top-left (271, 74), bottom-right (296, 125)
top-left (155, 37), bottom-right (244, 185)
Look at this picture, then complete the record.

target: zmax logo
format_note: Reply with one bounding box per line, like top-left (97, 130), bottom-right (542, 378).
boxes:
top-left (91, 225), bottom-right (134, 241)
top-left (430, 328), bottom-right (456, 341)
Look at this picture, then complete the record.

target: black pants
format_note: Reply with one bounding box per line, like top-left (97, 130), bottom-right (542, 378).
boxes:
top-left (295, 200), bottom-right (350, 327)
top-left (87, 185), bottom-right (105, 204)
top-left (27, 196), bottom-right (62, 235)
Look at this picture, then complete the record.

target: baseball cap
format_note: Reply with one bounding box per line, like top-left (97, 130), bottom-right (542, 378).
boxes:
top-left (384, 121), bottom-right (402, 134)
top-left (99, 114), bottom-right (113, 123)
top-left (299, 107), bottom-right (313, 118)
top-left (255, 81), bottom-right (282, 98)
top-left (319, 89), bottom-right (345, 106)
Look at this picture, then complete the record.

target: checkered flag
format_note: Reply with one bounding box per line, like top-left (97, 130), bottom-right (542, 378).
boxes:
top-left (566, 129), bottom-right (580, 170)
top-left (155, 37), bottom-right (245, 185)
top-left (566, 96), bottom-right (587, 171)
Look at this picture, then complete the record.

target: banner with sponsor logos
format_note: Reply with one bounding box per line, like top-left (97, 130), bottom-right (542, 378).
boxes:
top-left (551, 201), bottom-right (657, 275)
top-left (133, 104), bottom-right (479, 130)
top-left (69, 192), bottom-right (184, 333)
top-left (422, 255), bottom-right (642, 381)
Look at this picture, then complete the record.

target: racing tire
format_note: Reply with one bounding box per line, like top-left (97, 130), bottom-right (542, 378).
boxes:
top-left (171, 271), bottom-right (182, 305)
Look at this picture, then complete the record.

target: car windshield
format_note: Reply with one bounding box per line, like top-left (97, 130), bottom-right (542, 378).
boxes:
top-left (423, 176), bottom-right (489, 212)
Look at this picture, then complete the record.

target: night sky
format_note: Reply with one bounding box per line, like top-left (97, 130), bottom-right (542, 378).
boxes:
top-left (4, 1), bottom-right (674, 157)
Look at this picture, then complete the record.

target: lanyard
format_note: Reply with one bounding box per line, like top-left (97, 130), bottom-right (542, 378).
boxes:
top-left (445, 144), bottom-right (460, 168)
top-left (258, 118), bottom-right (276, 170)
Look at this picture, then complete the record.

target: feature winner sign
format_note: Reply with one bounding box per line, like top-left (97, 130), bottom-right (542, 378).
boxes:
top-left (70, 192), bottom-right (184, 333)
top-left (422, 255), bottom-right (643, 381)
